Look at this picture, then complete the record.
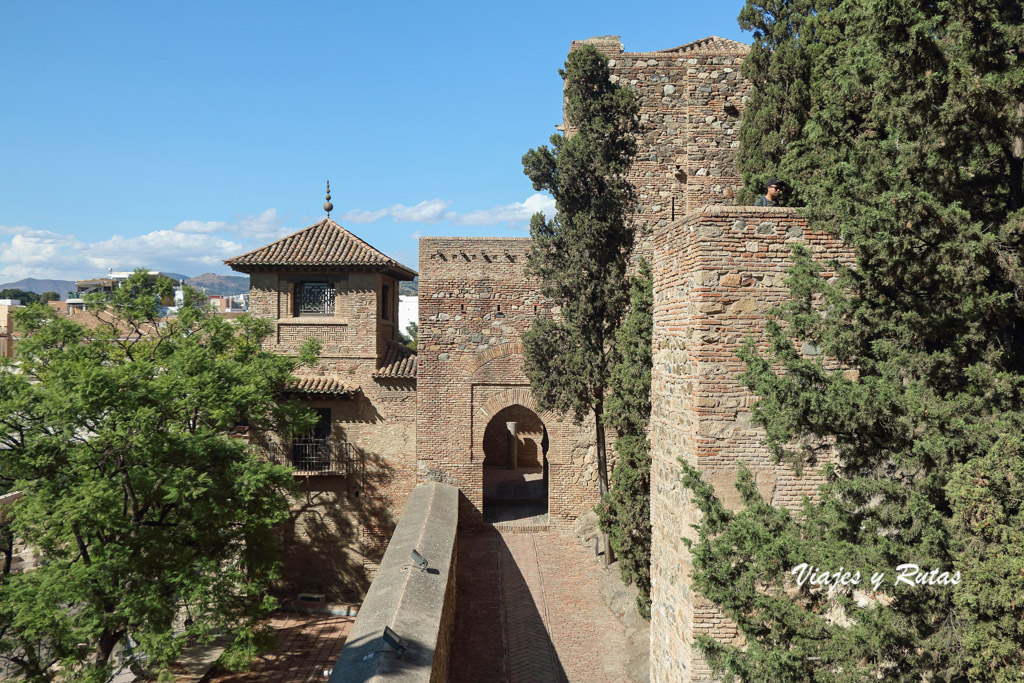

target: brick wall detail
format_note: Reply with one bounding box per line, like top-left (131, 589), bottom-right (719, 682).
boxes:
top-left (417, 237), bottom-right (600, 528)
top-left (248, 267), bottom-right (416, 601)
top-left (650, 206), bottom-right (853, 682)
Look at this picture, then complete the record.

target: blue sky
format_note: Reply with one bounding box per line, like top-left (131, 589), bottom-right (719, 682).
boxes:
top-left (0, 1), bottom-right (749, 283)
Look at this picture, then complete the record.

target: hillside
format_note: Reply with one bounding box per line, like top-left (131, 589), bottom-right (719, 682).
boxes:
top-left (399, 277), bottom-right (418, 296)
top-left (185, 273), bottom-right (249, 296)
top-left (0, 278), bottom-right (77, 300)
top-left (0, 273), bottom-right (250, 299)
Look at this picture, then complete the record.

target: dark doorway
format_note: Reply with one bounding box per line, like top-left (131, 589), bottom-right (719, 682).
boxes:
top-left (482, 405), bottom-right (548, 524)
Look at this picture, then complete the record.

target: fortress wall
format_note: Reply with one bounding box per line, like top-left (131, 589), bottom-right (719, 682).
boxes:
top-left (416, 237), bottom-right (599, 527)
top-left (570, 37), bottom-right (751, 261)
top-left (650, 206), bottom-right (852, 682)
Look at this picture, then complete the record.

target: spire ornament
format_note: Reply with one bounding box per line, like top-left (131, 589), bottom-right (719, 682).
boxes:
top-left (323, 181), bottom-right (334, 216)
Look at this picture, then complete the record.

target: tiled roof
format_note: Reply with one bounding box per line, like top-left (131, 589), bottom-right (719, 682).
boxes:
top-left (225, 218), bottom-right (417, 279)
top-left (373, 340), bottom-right (417, 379)
top-left (657, 36), bottom-right (750, 54)
top-left (286, 375), bottom-right (359, 396)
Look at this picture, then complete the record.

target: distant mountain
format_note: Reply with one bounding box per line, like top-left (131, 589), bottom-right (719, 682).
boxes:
top-left (0, 274), bottom-right (249, 299)
top-left (0, 278), bottom-right (77, 300)
top-left (185, 273), bottom-right (249, 297)
top-left (399, 277), bottom-right (418, 296)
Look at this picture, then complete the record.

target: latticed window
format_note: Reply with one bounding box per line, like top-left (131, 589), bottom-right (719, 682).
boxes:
top-left (296, 282), bottom-right (334, 316)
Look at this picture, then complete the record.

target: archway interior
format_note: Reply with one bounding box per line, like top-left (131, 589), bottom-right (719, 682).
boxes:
top-left (481, 404), bottom-right (548, 523)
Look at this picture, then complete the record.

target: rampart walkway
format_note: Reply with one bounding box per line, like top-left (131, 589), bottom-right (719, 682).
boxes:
top-left (449, 528), bottom-right (635, 683)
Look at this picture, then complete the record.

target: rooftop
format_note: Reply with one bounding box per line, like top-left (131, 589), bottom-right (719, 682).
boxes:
top-left (225, 218), bottom-right (417, 280)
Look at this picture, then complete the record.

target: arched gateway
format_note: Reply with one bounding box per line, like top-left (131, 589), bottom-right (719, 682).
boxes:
top-left (416, 238), bottom-right (601, 527)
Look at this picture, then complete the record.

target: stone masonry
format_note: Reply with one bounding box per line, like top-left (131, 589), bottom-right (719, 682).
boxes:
top-left (569, 36), bottom-right (751, 262)
top-left (416, 237), bottom-right (600, 528)
top-left (228, 221), bottom-right (418, 601)
top-left (650, 206), bottom-right (853, 681)
top-left (227, 33), bottom-right (858, 682)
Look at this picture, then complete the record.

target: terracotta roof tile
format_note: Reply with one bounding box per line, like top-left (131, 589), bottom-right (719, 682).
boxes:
top-left (657, 36), bottom-right (749, 54)
top-left (225, 218), bottom-right (416, 279)
top-left (373, 340), bottom-right (417, 379)
top-left (286, 375), bottom-right (359, 396)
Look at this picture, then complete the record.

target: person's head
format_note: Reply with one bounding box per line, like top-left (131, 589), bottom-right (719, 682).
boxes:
top-left (765, 179), bottom-right (783, 201)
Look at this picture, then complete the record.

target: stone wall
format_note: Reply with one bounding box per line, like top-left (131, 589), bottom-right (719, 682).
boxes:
top-left (569, 36), bottom-right (751, 261)
top-left (248, 268), bottom-right (417, 600)
top-left (416, 237), bottom-right (600, 527)
top-left (329, 482), bottom-right (459, 683)
top-left (649, 206), bottom-right (853, 682)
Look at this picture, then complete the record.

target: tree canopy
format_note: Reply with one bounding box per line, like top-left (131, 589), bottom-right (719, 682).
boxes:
top-left (521, 43), bottom-right (639, 502)
top-left (0, 290), bottom-right (59, 306)
top-left (599, 259), bottom-right (652, 614)
top-left (0, 271), bottom-right (318, 681)
top-left (685, 1), bottom-right (1024, 680)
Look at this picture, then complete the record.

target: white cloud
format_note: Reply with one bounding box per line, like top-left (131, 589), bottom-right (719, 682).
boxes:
top-left (409, 230), bottom-right (423, 240)
top-left (337, 208), bottom-right (389, 224)
top-left (0, 225), bottom-right (245, 283)
top-left (172, 208), bottom-right (285, 242)
top-left (173, 220), bottom-right (229, 234)
top-left (327, 194), bottom-right (555, 228)
top-left (451, 193), bottom-right (555, 227)
top-left (389, 199), bottom-right (452, 223)
top-left (85, 231), bottom-right (245, 272)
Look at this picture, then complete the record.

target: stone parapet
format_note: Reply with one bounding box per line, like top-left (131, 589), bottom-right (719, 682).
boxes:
top-left (649, 206), bottom-right (853, 682)
top-left (329, 482), bottom-right (458, 683)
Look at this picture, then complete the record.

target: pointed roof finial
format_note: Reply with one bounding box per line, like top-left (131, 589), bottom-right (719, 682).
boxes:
top-left (323, 180), bottom-right (334, 217)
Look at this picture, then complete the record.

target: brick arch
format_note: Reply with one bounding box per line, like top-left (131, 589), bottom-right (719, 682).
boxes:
top-left (478, 387), bottom-right (558, 426)
top-left (464, 341), bottom-right (523, 377)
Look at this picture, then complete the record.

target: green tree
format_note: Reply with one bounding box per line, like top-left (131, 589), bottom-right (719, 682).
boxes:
top-left (37, 292), bottom-right (60, 304)
top-left (599, 259), bottom-right (652, 615)
top-left (399, 321), bottom-right (418, 350)
top-left (0, 289), bottom-right (41, 305)
top-left (0, 271), bottom-right (318, 681)
top-left (683, 1), bottom-right (1024, 680)
top-left (734, 0), bottom-right (834, 205)
top-left (521, 44), bottom-right (639, 522)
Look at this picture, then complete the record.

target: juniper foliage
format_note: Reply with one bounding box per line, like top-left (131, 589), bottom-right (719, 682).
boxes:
top-left (600, 259), bottom-right (653, 616)
top-left (684, 1), bottom-right (1024, 680)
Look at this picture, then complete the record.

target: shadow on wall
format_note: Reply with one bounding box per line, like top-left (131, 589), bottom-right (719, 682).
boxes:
top-left (329, 631), bottom-right (433, 681)
top-left (277, 446), bottom-right (396, 603)
top-left (449, 528), bottom-right (568, 682)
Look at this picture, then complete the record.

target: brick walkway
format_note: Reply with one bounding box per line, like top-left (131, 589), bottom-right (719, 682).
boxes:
top-left (449, 529), bottom-right (633, 683)
top-left (206, 612), bottom-right (353, 683)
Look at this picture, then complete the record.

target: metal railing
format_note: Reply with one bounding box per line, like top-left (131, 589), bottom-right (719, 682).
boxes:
top-left (285, 437), bottom-right (351, 475)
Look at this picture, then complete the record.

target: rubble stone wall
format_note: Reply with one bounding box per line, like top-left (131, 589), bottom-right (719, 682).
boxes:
top-left (569, 36), bottom-right (751, 262)
top-left (650, 206), bottom-right (853, 682)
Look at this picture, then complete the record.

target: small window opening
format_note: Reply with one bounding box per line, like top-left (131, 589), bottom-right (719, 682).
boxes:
top-left (296, 282), bottom-right (334, 316)
top-left (382, 284), bottom-right (391, 321)
top-left (292, 408), bottom-right (331, 470)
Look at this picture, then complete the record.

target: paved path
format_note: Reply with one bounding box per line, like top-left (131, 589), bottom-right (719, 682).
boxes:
top-left (449, 529), bottom-right (633, 683)
top-left (206, 612), bottom-right (353, 683)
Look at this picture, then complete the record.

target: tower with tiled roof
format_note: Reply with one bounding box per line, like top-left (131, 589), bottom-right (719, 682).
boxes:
top-left (225, 185), bottom-right (417, 600)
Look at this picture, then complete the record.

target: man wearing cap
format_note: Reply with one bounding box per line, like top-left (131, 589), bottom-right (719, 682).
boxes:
top-left (755, 179), bottom-right (783, 206)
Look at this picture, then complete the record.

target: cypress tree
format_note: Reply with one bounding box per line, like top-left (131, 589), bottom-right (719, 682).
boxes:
top-left (684, 1), bottom-right (1024, 679)
top-left (521, 44), bottom-right (639, 511)
top-left (600, 259), bottom-right (653, 616)
top-left (735, 0), bottom-right (833, 205)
